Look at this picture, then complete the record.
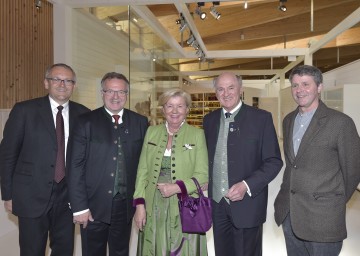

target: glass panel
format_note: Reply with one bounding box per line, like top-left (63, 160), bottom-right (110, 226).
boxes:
top-left (129, 7), bottom-right (180, 125)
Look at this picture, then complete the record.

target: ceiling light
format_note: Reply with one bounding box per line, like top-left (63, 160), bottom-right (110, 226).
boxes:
top-left (279, 0), bottom-right (287, 12)
top-left (195, 4), bottom-right (207, 20)
top-left (210, 5), bottom-right (221, 20)
top-left (244, 1), bottom-right (248, 9)
top-left (186, 35), bottom-right (195, 45)
top-left (191, 41), bottom-right (200, 50)
top-left (179, 22), bottom-right (188, 33)
top-left (35, 0), bottom-right (41, 9)
top-left (176, 13), bottom-right (188, 32)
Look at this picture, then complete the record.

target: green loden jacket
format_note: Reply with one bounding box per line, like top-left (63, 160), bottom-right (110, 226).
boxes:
top-left (133, 122), bottom-right (208, 218)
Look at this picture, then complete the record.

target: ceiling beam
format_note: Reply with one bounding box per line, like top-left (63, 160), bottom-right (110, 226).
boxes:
top-left (208, 48), bottom-right (307, 58)
top-left (131, 5), bottom-right (186, 57)
top-left (309, 7), bottom-right (360, 54)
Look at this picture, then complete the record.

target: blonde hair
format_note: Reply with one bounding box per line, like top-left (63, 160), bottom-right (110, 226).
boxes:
top-left (158, 88), bottom-right (192, 107)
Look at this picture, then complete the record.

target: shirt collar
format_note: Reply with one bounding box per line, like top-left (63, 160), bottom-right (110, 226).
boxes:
top-left (104, 107), bottom-right (124, 118)
top-left (222, 100), bottom-right (242, 116)
top-left (49, 96), bottom-right (69, 110)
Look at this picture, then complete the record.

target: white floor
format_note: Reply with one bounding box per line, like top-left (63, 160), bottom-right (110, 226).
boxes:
top-left (1, 165), bottom-right (360, 255)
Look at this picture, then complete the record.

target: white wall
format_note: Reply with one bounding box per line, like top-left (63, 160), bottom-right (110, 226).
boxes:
top-left (259, 97), bottom-right (279, 136)
top-left (71, 10), bottom-right (130, 110)
top-left (343, 84), bottom-right (360, 132)
top-left (322, 60), bottom-right (360, 132)
top-left (323, 59), bottom-right (360, 89)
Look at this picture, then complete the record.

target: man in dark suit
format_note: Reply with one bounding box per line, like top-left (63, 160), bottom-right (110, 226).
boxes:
top-left (274, 65), bottom-right (360, 255)
top-left (67, 72), bottom-right (148, 256)
top-left (203, 72), bottom-right (283, 256)
top-left (0, 63), bottom-right (90, 256)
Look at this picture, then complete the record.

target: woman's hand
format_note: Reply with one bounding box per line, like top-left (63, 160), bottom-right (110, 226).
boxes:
top-left (157, 183), bottom-right (181, 197)
top-left (134, 205), bottom-right (146, 231)
top-left (201, 183), bottom-right (208, 191)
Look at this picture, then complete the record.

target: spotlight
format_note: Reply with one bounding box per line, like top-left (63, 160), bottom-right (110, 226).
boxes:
top-left (179, 22), bottom-right (188, 33)
top-left (176, 13), bottom-right (188, 33)
top-left (35, 0), bottom-right (41, 9)
top-left (192, 42), bottom-right (200, 50)
top-left (186, 35), bottom-right (195, 46)
top-left (210, 5), bottom-right (221, 20)
top-left (278, 0), bottom-right (287, 12)
top-left (195, 3), bottom-right (207, 20)
top-left (244, 1), bottom-right (248, 9)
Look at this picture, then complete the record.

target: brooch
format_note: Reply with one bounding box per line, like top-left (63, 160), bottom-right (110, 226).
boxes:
top-left (183, 144), bottom-right (195, 150)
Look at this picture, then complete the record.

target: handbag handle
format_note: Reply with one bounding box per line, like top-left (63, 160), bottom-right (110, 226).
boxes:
top-left (176, 177), bottom-right (204, 200)
top-left (191, 177), bottom-right (205, 197)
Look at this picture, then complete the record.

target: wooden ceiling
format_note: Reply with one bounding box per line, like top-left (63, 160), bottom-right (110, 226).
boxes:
top-left (63, 0), bottom-right (360, 82)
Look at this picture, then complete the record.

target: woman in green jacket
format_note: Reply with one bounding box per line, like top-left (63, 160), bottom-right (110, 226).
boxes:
top-left (133, 88), bottom-right (209, 256)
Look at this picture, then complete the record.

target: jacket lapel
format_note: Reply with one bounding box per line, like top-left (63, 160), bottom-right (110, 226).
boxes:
top-left (295, 101), bottom-right (327, 161)
top-left (38, 96), bottom-right (57, 144)
top-left (119, 109), bottom-right (129, 143)
top-left (285, 110), bottom-right (297, 162)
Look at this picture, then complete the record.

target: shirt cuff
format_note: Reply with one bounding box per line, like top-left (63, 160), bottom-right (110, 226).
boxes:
top-left (242, 180), bottom-right (252, 197)
top-left (73, 209), bottom-right (89, 216)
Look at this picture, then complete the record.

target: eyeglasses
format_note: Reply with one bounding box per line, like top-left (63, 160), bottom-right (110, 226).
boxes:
top-left (46, 77), bottom-right (75, 86)
top-left (102, 89), bottom-right (128, 97)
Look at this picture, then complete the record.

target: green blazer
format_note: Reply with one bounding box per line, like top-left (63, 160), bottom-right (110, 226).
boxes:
top-left (133, 122), bottom-right (208, 217)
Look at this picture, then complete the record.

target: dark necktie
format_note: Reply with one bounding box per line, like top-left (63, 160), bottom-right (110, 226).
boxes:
top-left (113, 114), bottom-right (120, 124)
top-left (225, 112), bottom-right (232, 118)
top-left (54, 106), bottom-right (65, 183)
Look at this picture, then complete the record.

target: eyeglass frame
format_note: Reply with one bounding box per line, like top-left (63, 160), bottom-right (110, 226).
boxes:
top-left (46, 77), bottom-right (76, 86)
top-left (102, 89), bottom-right (128, 97)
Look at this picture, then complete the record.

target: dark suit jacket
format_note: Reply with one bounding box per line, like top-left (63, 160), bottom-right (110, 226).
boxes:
top-left (274, 101), bottom-right (360, 242)
top-left (0, 96), bottom-right (90, 218)
top-left (67, 107), bottom-right (148, 224)
top-left (203, 103), bottom-right (283, 228)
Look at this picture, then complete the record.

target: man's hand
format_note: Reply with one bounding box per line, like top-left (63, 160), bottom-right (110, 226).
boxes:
top-left (73, 211), bottom-right (94, 228)
top-left (225, 181), bottom-right (247, 201)
top-left (4, 200), bottom-right (12, 213)
top-left (157, 183), bottom-right (181, 198)
top-left (134, 205), bottom-right (146, 231)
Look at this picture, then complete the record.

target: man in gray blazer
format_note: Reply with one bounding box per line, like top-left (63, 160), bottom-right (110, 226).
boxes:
top-left (274, 65), bottom-right (360, 256)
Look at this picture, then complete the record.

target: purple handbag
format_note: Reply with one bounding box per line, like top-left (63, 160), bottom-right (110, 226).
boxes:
top-left (176, 177), bottom-right (212, 233)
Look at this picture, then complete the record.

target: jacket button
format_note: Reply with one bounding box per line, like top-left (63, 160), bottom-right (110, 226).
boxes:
top-left (173, 177), bottom-right (176, 180)
top-left (172, 164), bottom-right (175, 167)
top-left (290, 190), bottom-right (295, 194)
top-left (172, 170), bottom-right (175, 173)
top-left (108, 190), bottom-right (112, 194)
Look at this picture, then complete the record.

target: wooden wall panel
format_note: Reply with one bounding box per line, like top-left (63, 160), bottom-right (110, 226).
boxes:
top-left (0, 0), bottom-right (53, 109)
